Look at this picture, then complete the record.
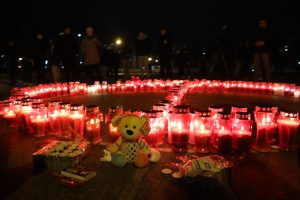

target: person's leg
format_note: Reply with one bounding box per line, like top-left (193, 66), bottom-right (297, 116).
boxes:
top-left (261, 52), bottom-right (271, 82)
top-left (51, 65), bottom-right (60, 83)
top-left (253, 53), bottom-right (262, 81)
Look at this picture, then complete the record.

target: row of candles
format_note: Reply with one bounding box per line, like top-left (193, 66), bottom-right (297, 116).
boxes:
top-left (8, 78), bottom-right (300, 99)
top-left (1, 78), bottom-right (299, 154)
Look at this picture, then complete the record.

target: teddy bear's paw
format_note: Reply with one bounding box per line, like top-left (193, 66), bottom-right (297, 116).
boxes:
top-left (112, 153), bottom-right (127, 167)
top-left (135, 152), bottom-right (149, 168)
top-left (150, 148), bottom-right (161, 162)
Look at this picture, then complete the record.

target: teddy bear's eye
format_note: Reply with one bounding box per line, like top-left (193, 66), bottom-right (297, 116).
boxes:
top-left (125, 125), bottom-right (128, 128)
top-left (133, 126), bottom-right (136, 129)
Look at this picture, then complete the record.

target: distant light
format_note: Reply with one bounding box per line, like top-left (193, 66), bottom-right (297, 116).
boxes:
top-left (202, 52), bottom-right (206, 55)
top-left (45, 60), bottom-right (48, 65)
top-left (115, 38), bottom-right (122, 46)
top-left (251, 69), bottom-right (254, 72)
top-left (284, 48), bottom-right (288, 52)
top-left (148, 57), bottom-right (152, 61)
top-left (80, 61), bottom-right (83, 65)
top-left (18, 57), bottom-right (23, 61)
top-left (155, 59), bottom-right (159, 63)
top-left (284, 45), bottom-right (289, 49)
top-left (59, 32), bottom-right (64, 36)
top-left (18, 65), bottom-right (22, 69)
top-left (298, 61), bottom-right (300, 65)
top-left (77, 33), bottom-right (82, 37)
top-left (1, 55), bottom-right (4, 58)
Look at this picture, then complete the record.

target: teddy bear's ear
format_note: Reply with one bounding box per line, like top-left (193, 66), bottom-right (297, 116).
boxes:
top-left (139, 115), bottom-right (151, 136)
top-left (112, 115), bottom-right (123, 127)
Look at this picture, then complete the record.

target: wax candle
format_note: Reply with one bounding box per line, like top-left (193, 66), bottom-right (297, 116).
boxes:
top-left (215, 128), bottom-right (232, 153)
top-left (194, 126), bottom-right (212, 153)
top-left (85, 105), bottom-right (102, 145)
top-left (232, 129), bottom-right (252, 152)
top-left (254, 123), bottom-right (272, 152)
top-left (144, 110), bottom-right (163, 147)
top-left (69, 104), bottom-right (84, 141)
top-left (277, 111), bottom-right (300, 151)
top-left (169, 105), bottom-right (191, 152)
top-left (109, 123), bottom-right (120, 143)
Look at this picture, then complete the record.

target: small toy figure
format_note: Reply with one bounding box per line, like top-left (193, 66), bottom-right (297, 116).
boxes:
top-left (106, 114), bottom-right (161, 167)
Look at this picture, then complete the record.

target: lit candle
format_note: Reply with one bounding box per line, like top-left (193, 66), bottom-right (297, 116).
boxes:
top-left (232, 128), bottom-right (252, 152)
top-left (194, 125), bottom-right (212, 153)
top-left (109, 123), bottom-right (120, 143)
top-left (171, 121), bottom-right (190, 152)
top-left (84, 105), bottom-right (102, 145)
top-left (277, 111), bottom-right (300, 151)
top-left (69, 106), bottom-right (84, 141)
top-left (254, 123), bottom-right (272, 152)
top-left (215, 127), bottom-right (232, 153)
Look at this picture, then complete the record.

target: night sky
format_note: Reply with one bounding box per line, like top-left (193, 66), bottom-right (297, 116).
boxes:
top-left (1, 0), bottom-right (300, 50)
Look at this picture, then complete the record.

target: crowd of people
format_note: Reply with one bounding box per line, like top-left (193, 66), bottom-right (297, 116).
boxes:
top-left (1, 19), bottom-right (297, 86)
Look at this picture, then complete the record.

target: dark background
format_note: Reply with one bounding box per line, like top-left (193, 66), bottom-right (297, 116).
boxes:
top-left (1, 0), bottom-right (300, 50)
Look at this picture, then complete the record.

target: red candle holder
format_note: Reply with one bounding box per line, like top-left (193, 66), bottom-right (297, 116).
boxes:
top-left (20, 98), bottom-right (33, 133)
top-left (58, 102), bottom-right (71, 138)
top-left (169, 105), bottom-right (191, 152)
top-left (277, 111), bottom-right (300, 151)
top-left (30, 103), bottom-right (48, 137)
top-left (144, 110), bottom-right (163, 147)
top-left (191, 110), bottom-right (212, 153)
top-left (85, 105), bottom-right (102, 145)
top-left (107, 106), bottom-right (123, 142)
top-left (48, 100), bottom-right (62, 135)
top-left (2, 101), bottom-right (17, 127)
top-left (253, 105), bottom-right (278, 151)
top-left (214, 112), bottom-right (232, 153)
top-left (69, 104), bottom-right (85, 141)
top-left (232, 112), bottom-right (252, 152)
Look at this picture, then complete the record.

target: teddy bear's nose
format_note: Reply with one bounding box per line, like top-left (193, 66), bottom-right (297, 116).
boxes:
top-left (126, 129), bottom-right (134, 135)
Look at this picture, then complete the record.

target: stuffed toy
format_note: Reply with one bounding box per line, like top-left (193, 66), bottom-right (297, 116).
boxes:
top-left (106, 114), bottom-right (161, 168)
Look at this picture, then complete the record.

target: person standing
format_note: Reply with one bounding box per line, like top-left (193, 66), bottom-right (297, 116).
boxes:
top-left (252, 19), bottom-right (272, 82)
top-left (57, 26), bottom-right (80, 82)
top-left (4, 38), bottom-right (18, 85)
top-left (48, 37), bottom-right (61, 83)
top-left (81, 26), bottom-right (102, 84)
top-left (157, 27), bottom-right (173, 79)
top-left (135, 30), bottom-right (151, 79)
top-left (33, 31), bottom-right (49, 84)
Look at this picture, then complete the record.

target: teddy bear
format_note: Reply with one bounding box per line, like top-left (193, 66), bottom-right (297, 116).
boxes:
top-left (106, 114), bottom-right (161, 168)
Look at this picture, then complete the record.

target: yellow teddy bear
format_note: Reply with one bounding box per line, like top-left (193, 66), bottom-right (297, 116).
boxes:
top-left (106, 114), bottom-right (161, 168)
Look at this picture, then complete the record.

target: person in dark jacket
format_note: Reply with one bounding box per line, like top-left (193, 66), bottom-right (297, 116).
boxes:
top-left (33, 32), bottom-right (49, 84)
top-left (57, 26), bottom-right (79, 82)
top-left (157, 27), bottom-right (173, 79)
top-left (252, 19), bottom-right (272, 81)
top-left (135, 31), bottom-right (151, 79)
top-left (4, 38), bottom-right (18, 85)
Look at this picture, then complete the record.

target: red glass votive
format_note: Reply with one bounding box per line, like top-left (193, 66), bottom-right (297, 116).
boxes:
top-left (85, 105), bottom-right (102, 145)
top-left (277, 111), bottom-right (300, 151)
top-left (170, 105), bottom-right (191, 152)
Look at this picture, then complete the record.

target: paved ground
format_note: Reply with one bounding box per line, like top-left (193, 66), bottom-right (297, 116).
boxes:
top-left (0, 89), bottom-right (300, 200)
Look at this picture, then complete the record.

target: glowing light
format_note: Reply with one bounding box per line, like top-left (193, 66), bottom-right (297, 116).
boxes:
top-left (115, 38), bottom-right (122, 45)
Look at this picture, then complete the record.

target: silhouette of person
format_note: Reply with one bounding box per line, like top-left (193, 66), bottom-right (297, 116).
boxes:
top-left (178, 43), bottom-right (192, 79)
top-left (33, 31), bottom-right (49, 84)
top-left (135, 30), bottom-right (151, 79)
top-left (252, 19), bottom-right (272, 82)
top-left (48, 37), bottom-right (61, 83)
top-left (18, 28), bottom-right (34, 85)
top-left (157, 27), bottom-right (173, 79)
top-left (81, 26), bottom-right (102, 84)
top-left (57, 26), bottom-right (80, 82)
top-left (4, 38), bottom-right (18, 85)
